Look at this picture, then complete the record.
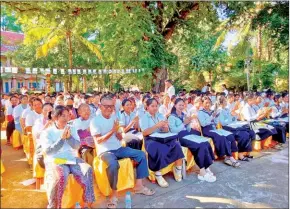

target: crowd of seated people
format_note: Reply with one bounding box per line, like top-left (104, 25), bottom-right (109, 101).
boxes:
top-left (1, 85), bottom-right (288, 208)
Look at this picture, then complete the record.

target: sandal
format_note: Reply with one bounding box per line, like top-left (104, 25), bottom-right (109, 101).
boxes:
top-left (224, 158), bottom-right (241, 168)
top-left (6, 142), bottom-right (11, 146)
top-left (134, 186), bottom-right (155, 196)
top-left (245, 155), bottom-right (254, 159)
top-left (155, 175), bottom-right (169, 188)
top-left (107, 197), bottom-right (118, 209)
top-left (239, 157), bottom-right (250, 162)
top-left (173, 167), bottom-right (182, 182)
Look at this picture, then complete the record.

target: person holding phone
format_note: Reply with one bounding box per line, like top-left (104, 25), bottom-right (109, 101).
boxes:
top-left (139, 98), bottom-right (184, 187)
top-left (40, 105), bottom-right (95, 208)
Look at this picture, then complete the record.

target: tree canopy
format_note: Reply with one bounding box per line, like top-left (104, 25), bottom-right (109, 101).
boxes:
top-left (1, 1), bottom-right (288, 93)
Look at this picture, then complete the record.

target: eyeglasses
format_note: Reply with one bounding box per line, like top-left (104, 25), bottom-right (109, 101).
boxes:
top-left (101, 104), bottom-right (115, 109)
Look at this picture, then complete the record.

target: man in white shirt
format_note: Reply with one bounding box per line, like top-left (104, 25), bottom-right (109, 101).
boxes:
top-left (5, 96), bottom-right (19, 145)
top-left (21, 97), bottom-right (34, 133)
top-left (201, 83), bottom-right (211, 93)
top-left (13, 95), bottom-right (28, 134)
top-left (165, 79), bottom-right (175, 98)
top-left (90, 94), bottom-right (154, 208)
top-left (221, 84), bottom-right (229, 96)
top-left (25, 98), bottom-right (43, 132)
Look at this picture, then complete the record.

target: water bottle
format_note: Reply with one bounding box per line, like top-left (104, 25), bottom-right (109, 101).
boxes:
top-left (182, 158), bottom-right (187, 179)
top-left (75, 202), bottom-right (81, 209)
top-left (125, 191), bottom-right (132, 208)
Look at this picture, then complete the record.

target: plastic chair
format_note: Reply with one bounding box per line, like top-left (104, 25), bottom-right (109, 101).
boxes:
top-left (93, 156), bottom-right (135, 196)
top-left (1, 160), bottom-right (5, 175)
top-left (26, 133), bottom-right (34, 165)
top-left (12, 130), bottom-right (23, 150)
top-left (43, 173), bottom-right (87, 208)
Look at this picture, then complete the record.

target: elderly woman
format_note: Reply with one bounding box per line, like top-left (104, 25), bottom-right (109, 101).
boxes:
top-left (40, 105), bottom-right (95, 208)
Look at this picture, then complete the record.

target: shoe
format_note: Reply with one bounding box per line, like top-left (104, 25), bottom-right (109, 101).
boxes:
top-left (205, 168), bottom-right (215, 176)
top-left (198, 173), bottom-right (216, 183)
top-left (155, 175), bottom-right (169, 188)
top-left (173, 167), bottom-right (182, 182)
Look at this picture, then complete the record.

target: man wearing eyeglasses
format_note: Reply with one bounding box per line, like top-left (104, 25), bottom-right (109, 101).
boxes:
top-left (90, 93), bottom-right (155, 208)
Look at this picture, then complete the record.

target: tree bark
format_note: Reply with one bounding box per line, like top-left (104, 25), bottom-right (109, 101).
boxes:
top-left (150, 2), bottom-right (199, 92)
top-left (46, 74), bottom-right (51, 94)
top-left (83, 75), bottom-right (87, 93)
top-left (66, 31), bottom-right (73, 93)
top-left (152, 67), bottom-right (168, 93)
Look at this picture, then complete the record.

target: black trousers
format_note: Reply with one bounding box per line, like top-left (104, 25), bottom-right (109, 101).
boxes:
top-left (6, 121), bottom-right (15, 143)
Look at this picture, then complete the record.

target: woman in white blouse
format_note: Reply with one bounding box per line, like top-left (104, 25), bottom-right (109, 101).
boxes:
top-left (41, 105), bottom-right (95, 208)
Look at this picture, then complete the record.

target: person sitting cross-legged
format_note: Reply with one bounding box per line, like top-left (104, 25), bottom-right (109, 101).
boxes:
top-left (90, 94), bottom-right (155, 209)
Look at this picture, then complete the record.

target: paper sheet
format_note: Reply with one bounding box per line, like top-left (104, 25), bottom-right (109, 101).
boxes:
top-left (20, 178), bottom-right (36, 186)
top-left (209, 129), bottom-right (232, 136)
top-left (150, 132), bottom-right (177, 139)
top-left (183, 135), bottom-right (210, 144)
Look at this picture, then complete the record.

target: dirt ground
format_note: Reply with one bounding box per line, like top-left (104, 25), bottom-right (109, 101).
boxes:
top-left (1, 130), bottom-right (48, 208)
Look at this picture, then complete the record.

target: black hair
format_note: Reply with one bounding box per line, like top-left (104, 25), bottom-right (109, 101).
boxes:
top-left (202, 96), bottom-right (212, 103)
top-left (19, 95), bottom-right (28, 101)
top-left (171, 98), bottom-right (184, 114)
top-left (273, 95), bottom-right (281, 102)
top-left (171, 95), bottom-right (176, 102)
top-left (122, 98), bottom-right (131, 107)
top-left (142, 95), bottom-right (151, 102)
top-left (166, 79), bottom-right (173, 84)
top-left (52, 105), bottom-right (69, 118)
top-left (281, 92), bottom-right (288, 98)
top-left (9, 96), bottom-right (18, 101)
top-left (146, 98), bottom-right (158, 107)
top-left (33, 98), bottom-right (43, 104)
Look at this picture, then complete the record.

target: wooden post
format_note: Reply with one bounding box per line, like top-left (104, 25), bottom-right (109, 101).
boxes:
top-left (83, 75), bottom-right (87, 93)
top-left (46, 74), bottom-right (51, 94)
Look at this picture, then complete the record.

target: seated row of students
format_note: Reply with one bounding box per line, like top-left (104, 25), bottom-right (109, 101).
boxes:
top-left (2, 89), bottom-right (288, 209)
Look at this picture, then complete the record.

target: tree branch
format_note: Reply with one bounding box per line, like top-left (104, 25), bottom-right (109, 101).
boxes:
top-left (162, 2), bottom-right (199, 40)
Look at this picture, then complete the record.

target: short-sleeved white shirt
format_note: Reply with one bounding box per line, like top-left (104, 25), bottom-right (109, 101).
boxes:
top-left (166, 86), bottom-right (175, 98)
top-left (25, 111), bottom-right (42, 127)
top-left (22, 108), bottom-right (32, 120)
top-left (13, 104), bottom-right (27, 124)
top-left (90, 113), bottom-right (121, 156)
top-left (6, 105), bottom-right (13, 116)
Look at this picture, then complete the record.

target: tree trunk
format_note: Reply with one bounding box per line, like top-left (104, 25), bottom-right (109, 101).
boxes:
top-left (152, 67), bottom-right (168, 93)
top-left (46, 74), bottom-right (51, 94)
top-left (209, 70), bottom-right (213, 87)
top-left (257, 25), bottom-right (262, 72)
top-left (149, 2), bottom-right (199, 92)
top-left (66, 31), bottom-right (73, 93)
top-left (83, 75), bottom-right (87, 93)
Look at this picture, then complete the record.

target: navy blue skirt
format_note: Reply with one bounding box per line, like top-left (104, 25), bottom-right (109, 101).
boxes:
top-left (202, 125), bottom-right (237, 157)
top-left (223, 126), bottom-right (252, 152)
top-left (263, 121), bottom-right (287, 143)
top-left (250, 122), bottom-right (277, 140)
top-left (144, 136), bottom-right (184, 172)
top-left (178, 129), bottom-right (215, 169)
